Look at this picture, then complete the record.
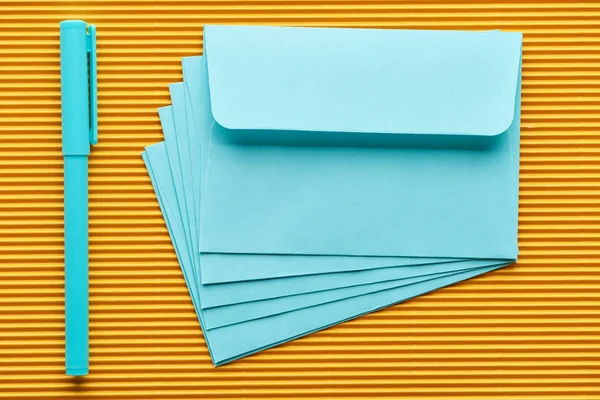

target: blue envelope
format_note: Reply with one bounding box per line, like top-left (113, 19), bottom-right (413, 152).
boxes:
top-left (199, 25), bottom-right (521, 264)
top-left (139, 26), bottom-right (522, 365)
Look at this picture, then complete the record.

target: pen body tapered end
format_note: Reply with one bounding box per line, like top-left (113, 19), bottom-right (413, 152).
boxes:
top-left (66, 367), bottom-right (88, 376)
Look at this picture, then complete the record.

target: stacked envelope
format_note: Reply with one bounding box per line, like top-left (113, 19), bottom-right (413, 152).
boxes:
top-left (142, 25), bottom-right (523, 366)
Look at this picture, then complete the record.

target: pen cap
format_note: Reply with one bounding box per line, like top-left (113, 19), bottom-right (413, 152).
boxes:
top-left (60, 20), bottom-right (94, 156)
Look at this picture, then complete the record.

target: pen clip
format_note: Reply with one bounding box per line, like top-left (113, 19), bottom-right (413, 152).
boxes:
top-left (86, 25), bottom-right (98, 146)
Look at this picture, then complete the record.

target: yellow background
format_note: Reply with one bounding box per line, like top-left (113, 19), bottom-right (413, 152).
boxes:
top-left (1, 0), bottom-right (599, 398)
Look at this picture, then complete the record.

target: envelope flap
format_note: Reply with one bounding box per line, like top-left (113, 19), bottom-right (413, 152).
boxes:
top-left (205, 25), bottom-right (522, 137)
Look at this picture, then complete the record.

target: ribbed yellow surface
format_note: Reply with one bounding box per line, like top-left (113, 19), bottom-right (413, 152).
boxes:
top-left (0, 0), bottom-right (599, 398)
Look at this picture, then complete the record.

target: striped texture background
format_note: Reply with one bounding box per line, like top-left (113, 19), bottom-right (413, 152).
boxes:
top-left (0, 0), bottom-right (598, 398)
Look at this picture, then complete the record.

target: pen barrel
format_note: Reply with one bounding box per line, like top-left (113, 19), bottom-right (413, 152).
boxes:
top-left (64, 156), bottom-right (90, 376)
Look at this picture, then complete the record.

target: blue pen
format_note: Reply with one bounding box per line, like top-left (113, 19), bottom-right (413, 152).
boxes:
top-left (59, 20), bottom-right (98, 376)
